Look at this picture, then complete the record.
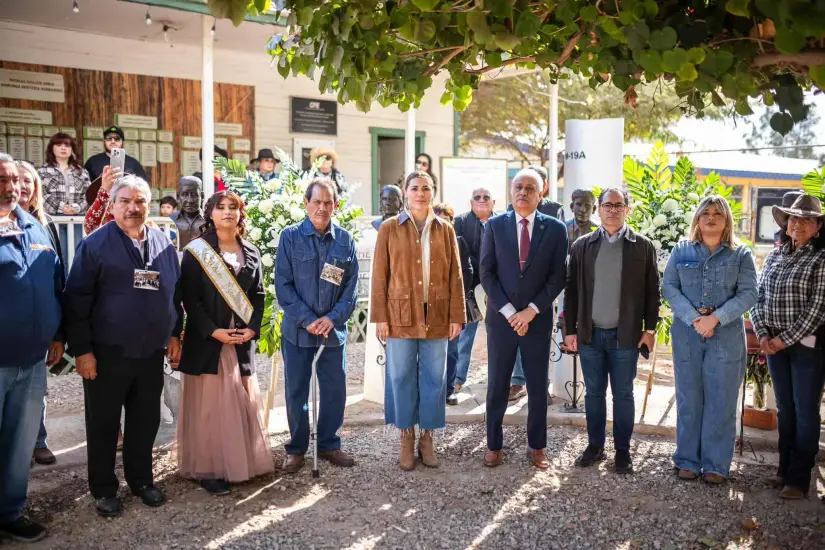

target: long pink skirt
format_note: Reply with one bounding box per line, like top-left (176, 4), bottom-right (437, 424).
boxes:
top-left (176, 343), bottom-right (274, 482)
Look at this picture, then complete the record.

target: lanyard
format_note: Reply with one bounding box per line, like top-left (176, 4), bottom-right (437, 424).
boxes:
top-left (141, 238), bottom-right (151, 270)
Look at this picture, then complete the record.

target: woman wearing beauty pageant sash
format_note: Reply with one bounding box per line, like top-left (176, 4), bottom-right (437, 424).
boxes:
top-left (175, 190), bottom-right (273, 495)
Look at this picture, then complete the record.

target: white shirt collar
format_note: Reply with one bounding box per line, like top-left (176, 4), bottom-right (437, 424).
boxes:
top-left (515, 210), bottom-right (536, 225)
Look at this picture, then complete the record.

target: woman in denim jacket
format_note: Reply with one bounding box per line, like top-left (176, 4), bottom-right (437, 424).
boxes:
top-left (663, 196), bottom-right (757, 484)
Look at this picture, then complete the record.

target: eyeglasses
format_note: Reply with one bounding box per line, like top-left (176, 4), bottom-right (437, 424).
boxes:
top-left (104, 136), bottom-right (123, 142)
top-left (599, 203), bottom-right (627, 212)
top-left (416, 161), bottom-right (429, 167)
top-left (473, 194), bottom-right (491, 201)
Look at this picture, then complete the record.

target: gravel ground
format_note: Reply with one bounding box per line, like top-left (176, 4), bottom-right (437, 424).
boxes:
top-left (11, 423), bottom-right (825, 550)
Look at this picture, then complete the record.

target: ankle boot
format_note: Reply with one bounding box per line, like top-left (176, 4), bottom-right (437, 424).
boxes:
top-left (399, 428), bottom-right (416, 471)
top-left (418, 430), bottom-right (440, 468)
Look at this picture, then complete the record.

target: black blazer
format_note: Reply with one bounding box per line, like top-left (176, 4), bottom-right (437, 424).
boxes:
top-left (454, 210), bottom-right (485, 289)
top-left (177, 231), bottom-right (265, 377)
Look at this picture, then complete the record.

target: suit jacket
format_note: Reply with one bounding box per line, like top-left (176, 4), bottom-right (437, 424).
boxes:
top-left (480, 210), bottom-right (568, 332)
top-left (178, 231), bottom-right (265, 376)
top-left (453, 210), bottom-right (486, 289)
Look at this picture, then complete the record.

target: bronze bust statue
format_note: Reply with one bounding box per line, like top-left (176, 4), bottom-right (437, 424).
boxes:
top-left (565, 189), bottom-right (598, 250)
top-left (371, 185), bottom-right (403, 231)
top-left (170, 176), bottom-right (206, 249)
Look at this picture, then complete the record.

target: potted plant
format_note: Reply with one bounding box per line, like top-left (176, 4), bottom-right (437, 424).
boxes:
top-left (743, 351), bottom-right (777, 430)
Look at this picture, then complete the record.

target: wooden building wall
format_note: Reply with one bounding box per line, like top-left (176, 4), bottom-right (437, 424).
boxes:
top-left (0, 61), bottom-right (255, 192)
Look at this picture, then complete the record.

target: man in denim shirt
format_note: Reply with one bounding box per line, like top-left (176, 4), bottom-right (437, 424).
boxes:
top-left (275, 178), bottom-right (359, 474)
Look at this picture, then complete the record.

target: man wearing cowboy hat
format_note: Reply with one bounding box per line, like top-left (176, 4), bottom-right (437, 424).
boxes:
top-left (309, 148), bottom-right (347, 194)
top-left (84, 126), bottom-right (148, 206)
top-left (750, 194), bottom-right (825, 499)
top-left (257, 148), bottom-right (280, 183)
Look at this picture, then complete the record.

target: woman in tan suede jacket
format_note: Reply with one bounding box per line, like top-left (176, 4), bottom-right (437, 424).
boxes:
top-left (370, 171), bottom-right (466, 470)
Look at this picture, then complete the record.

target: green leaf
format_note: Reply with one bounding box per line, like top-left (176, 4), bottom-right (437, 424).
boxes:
top-left (637, 50), bottom-right (662, 73)
top-left (677, 64), bottom-right (698, 81)
top-left (208, 0), bottom-right (247, 26)
top-left (644, 0), bottom-right (658, 17)
top-left (411, 0), bottom-right (439, 11)
top-left (494, 31), bottom-right (521, 52)
top-left (810, 66), bottom-right (825, 88)
top-left (489, 0), bottom-right (513, 19)
top-left (467, 11), bottom-right (493, 44)
top-left (734, 100), bottom-right (753, 115)
top-left (485, 51), bottom-right (503, 68)
top-left (297, 6), bottom-right (314, 26)
top-left (579, 6), bottom-right (599, 23)
top-left (699, 50), bottom-right (733, 76)
top-left (359, 14), bottom-right (375, 30)
top-left (515, 10), bottom-right (542, 37)
top-left (662, 49), bottom-right (688, 73)
top-left (415, 19), bottom-right (436, 42)
top-left (770, 111), bottom-right (794, 135)
top-left (725, 0), bottom-right (751, 17)
top-left (774, 28), bottom-right (806, 54)
top-left (687, 47), bottom-right (706, 65)
top-left (650, 27), bottom-right (678, 51)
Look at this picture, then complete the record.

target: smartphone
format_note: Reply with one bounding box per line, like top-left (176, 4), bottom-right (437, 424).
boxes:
top-left (110, 147), bottom-right (126, 175)
top-left (639, 343), bottom-right (650, 360)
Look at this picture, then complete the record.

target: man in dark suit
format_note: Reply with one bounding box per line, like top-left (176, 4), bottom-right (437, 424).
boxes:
top-left (451, 187), bottom-right (496, 392)
top-left (481, 170), bottom-right (567, 469)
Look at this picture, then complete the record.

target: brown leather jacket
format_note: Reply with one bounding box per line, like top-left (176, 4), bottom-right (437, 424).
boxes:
top-left (370, 211), bottom-right (467, 339)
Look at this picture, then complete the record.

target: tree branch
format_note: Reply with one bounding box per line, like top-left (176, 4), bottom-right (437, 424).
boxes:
top-left (425, 46), bottom-right (468, 76)
top-left (398, 46), bottom-right (467, 58)
top-left (463, 28), bottom-right (585, 75)
top-left (751, 51), bottom-right (825, 69)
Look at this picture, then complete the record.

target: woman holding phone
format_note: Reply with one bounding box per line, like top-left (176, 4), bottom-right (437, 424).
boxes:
top-left (175, 190), bottom-right (273, 495)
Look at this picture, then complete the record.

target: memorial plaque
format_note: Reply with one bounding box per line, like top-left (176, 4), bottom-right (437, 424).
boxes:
top-left (0, 136), bottom-right (6, 154)
top-left (214, 122), bottom-right (243, 136)
top-left (26, 137), bottom-right (44, 166)
top-left (115, 114), bottom-right (158, 130)
top-left (140, 142), bottom-right (158, 167)
top-left (0, 108), bottom-right (52, 125)
top-left (83, 140), bottom-right (105, 162)
top-left (214, 137), bottom-right (228, 150)
top-left (124, 141), bottom-right (140, 160)
top-left (43, 125), bottom-right (59, 137)
top-left (232, 138), bottom-right (251, 151)
top-left (0, 69), bottom-right (65, 102)
top-left (158, 143), bottom-right (174, 164)
top-left (26, 125), bottom-right (43, 137)
top-left (140, 130), bottom-right (157, 141)
top-left (124, 128), bottom-right (140, 141)
top-left (157, 130), bottom-right (174, 143)
top-left (8, 124), bottom-right (25, 136)
top-left (291, 97), bottom-right (337, 135)
top-left (8, 136), bottom-right (26, 159)
top-left (182, 136), bottom-right (202, 149)
top-left (60, 127), bottom-right (77, 138)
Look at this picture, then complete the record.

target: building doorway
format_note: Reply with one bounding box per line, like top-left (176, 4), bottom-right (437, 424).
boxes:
top-left (370, 128), bottom-right (425, 215)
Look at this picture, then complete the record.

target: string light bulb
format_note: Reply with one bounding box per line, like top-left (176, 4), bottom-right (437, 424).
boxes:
top-left (145, 10), bottom-right (152, 25)
top-left (72, 0), bottom-right (79, 13)
top-left (163, 24), bottom-right (170, 43)
top-left (211, 20), bottom-right (216, 36)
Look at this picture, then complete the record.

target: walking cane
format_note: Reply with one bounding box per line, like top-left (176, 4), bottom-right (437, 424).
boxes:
top-left (310, 344), bottom-right (325, 478)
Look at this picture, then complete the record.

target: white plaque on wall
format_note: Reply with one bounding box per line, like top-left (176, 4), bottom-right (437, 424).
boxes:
top-left (181, 150), bottom-right (201, 176)
top-left (214, 137), bottom-right (228, 150)
top-left (232, 138), bottom-right (251, 151)
top-left (123, 128), bottom-right (140, 141)
top-left (9, 136), bottom-right (26, 159)
top-left (0, 136), bottom-right (7, 154)
top-left (0, 69), bottom-right (65, 103)
top-left (60, 127), bottom-right (77, 138)
top-left (140, 130), bottom-right (157, 141)
top-left (232, 153), bottom-right (251, 165)
top-left (182, 136), bottom-right (202, 149)
top-left (43, 126), bottom-right (59, 137)
top-left (115, 114), bottom-right (158, 130)
top-left (124, 141), bottom-right (140, 160)
top-left (26, 126), bottom-right (43, 137)
top-left (158, 143), bottom-right (174, 164)
top-left (214, 122), bottom-right (242, 136)
top-left (8, 125), bottom-right (25, 136)
top-left (26, 137), bottom-right (44, 166)
top-left (84, 140), bottom-right (105, 163)
top-left (157, 131), bottom-right (173, 143)
top-left (84, 126), bottom-right (104, 139)
top-left (0, 108), bottom-right (53, 125)
top-left (140, 142), bottom-right (158, 167)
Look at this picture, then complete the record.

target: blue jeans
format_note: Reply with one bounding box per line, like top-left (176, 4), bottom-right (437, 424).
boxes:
top-left (767, 343), bottom-right (825, 493)
top-left (453, 321), bottom-right (479, 386)
top-left (36, 397), bottom-right (48, 449)
top-left (385, 338), bottom-right (447, 430)
top-left (282, 340), bottom-right (347, 455)
top-left (511, 349), bottom-right (526, 386)
top-left (671, 320), bottom-right (745, 477)
top-left (578, 328), bottom-right (639, 452)
top-left (0, 362), bottom-right (47, 523)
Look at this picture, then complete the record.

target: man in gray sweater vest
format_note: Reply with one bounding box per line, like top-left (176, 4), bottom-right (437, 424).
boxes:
top-left (563, 188), bottom-right (660, 474)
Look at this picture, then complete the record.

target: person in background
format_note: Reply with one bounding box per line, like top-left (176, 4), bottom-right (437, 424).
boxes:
top-left (83, 165), bottom-right (122, 235)
top-left (507, 164), bottom-right (565, 401)
top-left (309, 148), bottom-right (347, 194)
top-left (256, 149), bottom-right (279, 182)
top-left (83, 126), bottom-right (148, 206)
top-left (452, 187), bottom-right (496, 393)
top-left (663, 196), bottom-right (757, 484)
top-left (372, 172), bottom-right (465, 470)
top-left (750, 195), bottom-right (825, 500)
top-left (176, 191), bottom-right (272, 495)
top-left (16, 161), bottom-right (64, 467)
top-left (371, 185), bottom-right (403, 231)
top-left (433, 203), bottom-right (474, 406)
top-left (566, 189), bottom-right (598, 250)
top-left (0, 155), bottom-right (64, 544)
top-left (194, 146), bottom-right (229, 192)
top-left (774, 191), bottom-right (803, 246)
top-left (160, 196), bottom-right (178, 217)
top-left (39, 133), bottom-right (91, 265)
top-left (415, 153), bottom-right (438, 188)
top-left (65, 175), bottom-right (182, 518)
top-left (564, 188), bottom-right (659, 475)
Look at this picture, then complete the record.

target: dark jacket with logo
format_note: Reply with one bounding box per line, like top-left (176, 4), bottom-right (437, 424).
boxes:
top-left (564, 226), bottom-right (660, 348)
top-left (178, 232), bottom-right (264, 377)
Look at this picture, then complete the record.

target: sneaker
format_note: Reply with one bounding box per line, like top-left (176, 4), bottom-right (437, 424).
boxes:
top-left (200, 478), bottom-right (230, 496)
top-left (0, 517), bottom-right (47, 543)
top-left (614, 451), bottom-right (633, 474)
top-left (575, 445), bottom-right (606, 467)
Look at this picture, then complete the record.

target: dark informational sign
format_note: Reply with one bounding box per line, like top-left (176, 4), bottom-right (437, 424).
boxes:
top-left (291, 97), bottom-right (337, 136)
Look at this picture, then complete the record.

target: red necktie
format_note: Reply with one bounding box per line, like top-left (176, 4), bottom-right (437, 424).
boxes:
top-left (519, 218), bottom-right (530, 271)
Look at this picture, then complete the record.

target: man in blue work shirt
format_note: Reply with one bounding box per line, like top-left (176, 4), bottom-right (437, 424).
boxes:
top-left (0, 154), bottom-right (64, 544)
top-left (275, 177), bottom-right (359, 474)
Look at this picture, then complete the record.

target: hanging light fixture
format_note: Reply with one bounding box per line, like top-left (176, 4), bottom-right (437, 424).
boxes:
top-left (72, 0), bottom-right (79, 13)
top-left (145, 9), bottom-right (152, 25)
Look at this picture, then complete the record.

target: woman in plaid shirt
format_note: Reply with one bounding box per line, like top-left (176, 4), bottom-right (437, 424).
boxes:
top-left (750, 195), bottom-right (825, 500)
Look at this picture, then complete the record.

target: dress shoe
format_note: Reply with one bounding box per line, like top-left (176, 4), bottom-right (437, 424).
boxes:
top-left (132, 484), bottom-right (165, 507)
top-left (94, 496), bottom-right (122, 517)
top-left (527, 448), bottom-right (550, 470)
top-left (32, 447), bottom-right (56, 465)
top-left (508, 385), bottom-right (527, 402)
top-left (677, 469), bottom-right (698, 481)
top-left (446, 394), bottom-right (459, 406)
top-left (484, 450), bottom-right (503, 467)
top-left (703, 472), bottom-right (726, 485)
top-left (418, 431), bottom-right (440, 468)
top-left (779, 486), bottom-right (805, 499)
top-left (575, 445), bottom-right (606, 467)
top-left (614, 451), bottom-right (633, 474)
top-left (767, 474), bottom-right (785, 488)
top-left (319, 450), bottom-right (355, 467)
top-left (200, 478), bottom-right (230, 496)
top-left (282, 454), bottom-right (305, 473)
top-left (0, 516), bottom-right (47, 543)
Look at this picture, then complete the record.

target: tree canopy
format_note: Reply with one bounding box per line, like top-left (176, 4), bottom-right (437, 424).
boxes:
top-left (211, 0), bottom-right (825, 134)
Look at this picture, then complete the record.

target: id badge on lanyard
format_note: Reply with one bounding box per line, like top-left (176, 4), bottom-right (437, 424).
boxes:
top-left (134, 239), bottom-right (161, 291)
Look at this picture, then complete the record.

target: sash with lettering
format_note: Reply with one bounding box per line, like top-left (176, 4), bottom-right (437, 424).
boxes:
top-left (185, 238), bottom-right (253, 324)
